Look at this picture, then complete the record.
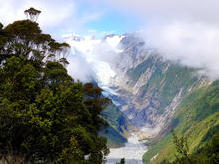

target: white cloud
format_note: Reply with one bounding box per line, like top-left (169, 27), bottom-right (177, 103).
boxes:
top-left (79, 12), bottom-right (102, 26)
top-left (0, 0), bottom-right (105, 82)
top-left (0, 0), bottom-right (102, 36)
top-left (108, 0), bottom-right (219, 25)
top-left (63, 34), bottom-right (124, 83)
top-left (67, 51), bottom-right (97, 83)
top-left (0, 0), bottom-right (26, 24)
top-left (0, 0), bottom-right (74, 27)
top-left (108, 0), bottom-right (219, 79)
top-left (139, 22), bottom-right (219, 78)
top-left (2, 0), bottom-right (219, 79)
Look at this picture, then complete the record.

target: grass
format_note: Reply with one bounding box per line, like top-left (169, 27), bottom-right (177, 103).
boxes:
top-left (143, 81), bottom-right (219, 163)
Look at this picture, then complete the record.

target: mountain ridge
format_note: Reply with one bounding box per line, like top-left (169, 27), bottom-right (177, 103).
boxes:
top-left (65, 33), bottom-right (217, 163)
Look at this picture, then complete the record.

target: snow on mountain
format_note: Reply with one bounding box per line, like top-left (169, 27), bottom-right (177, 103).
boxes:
top-left (64, 33), bottom-right (207, 139)
top-left (63, 34), bottom-right (124, 87)
top-left (62, 33), bottom-right (213, 164)
top-left (105, 34), bottom-right (124, 53)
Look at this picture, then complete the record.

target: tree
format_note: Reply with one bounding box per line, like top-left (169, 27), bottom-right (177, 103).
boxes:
top-left (24, 7), bottom-right (41, 21)
top-left (168, 131), bottom-right (219, 164)
top-left (0, 8), bottom-right (109, 164)
top-left (172, 131), bottom-right (191, 164)
top-left (120, 158), bottom-right (125, 164)
top-left (116, 158), bottom-right (125, 164)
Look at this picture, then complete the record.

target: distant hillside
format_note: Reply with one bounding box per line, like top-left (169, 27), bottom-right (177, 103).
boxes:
top-left (65, 32), bottom-right (218, 163)
top-left (65, 33), bottom-right (207, 137)
top-left (100, 104), bottom-right (128, 147)
top-left (105, 33), bottom-right (206, 137)
top-left (143, 81), bottom-right (219, 163)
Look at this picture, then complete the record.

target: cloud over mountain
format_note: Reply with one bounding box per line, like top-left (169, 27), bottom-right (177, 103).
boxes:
top-left (108, 0), bottom-right (219, 78)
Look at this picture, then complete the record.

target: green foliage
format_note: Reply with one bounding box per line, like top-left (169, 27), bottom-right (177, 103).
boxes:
top-left (143, 81), bottom-right (219, 164)
top-left (171, 131), bottom-right (191, 164)
top-left (127, 55), bottom-right (199, 114)
top-left (127, 56), bottom-right (155, 83)
top-left (166, 132), bottom-right (219, 164)
top-left (24, 7), bottom-right (41, 21)
top-left (157, 65), bottom-right (198, 110)
top-left (121, 158), bottom-right (125, 164)
top-left (143, 133), bottom-right (173, 164)
top-left (116, 158), bottom-right (125, 164)
top-left (0, 10), bottom-right (109, 164)
top-left (100, 104), bottom-right (128, 147)
top-left (99, 125), bottom-right (127, 148)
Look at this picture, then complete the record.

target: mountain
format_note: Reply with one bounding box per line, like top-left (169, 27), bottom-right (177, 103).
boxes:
top-left (143, 81), bottom-right (219, 163)
top-left (64, 34), bottom-right (130, 147)
top-left (99, 103), bottom-right (128, 148)
top-left (64, 33), bottom-right (218, 163)
top-left (99, 33), bottom-right (208, 136)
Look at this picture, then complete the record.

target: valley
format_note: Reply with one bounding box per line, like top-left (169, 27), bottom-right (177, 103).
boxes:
top-left (1, 2), bottom-right (218, 164)
top-left (65, 33), bottom-right (218, 164)
top-left (106, 134), bottom-right (147, 164)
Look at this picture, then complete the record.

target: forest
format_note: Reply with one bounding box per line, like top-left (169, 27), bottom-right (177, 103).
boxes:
top-left (0, 7), bottom-right (218, 164)
top-left (0, 8), bottom-right (110, 164)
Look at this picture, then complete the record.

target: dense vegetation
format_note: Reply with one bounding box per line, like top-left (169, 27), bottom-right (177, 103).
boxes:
top-left (127, 55), bottom-right (199, 115)
top-left (0, 8), bottom-right (109, 163)
top-left (143, 81), bottom-right (219, 164)
top-left (100, 104), bottom-right (127, 147)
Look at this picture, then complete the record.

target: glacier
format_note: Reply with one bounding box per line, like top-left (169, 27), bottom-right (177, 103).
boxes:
top-left (64, 32), bottom-right (204, 164)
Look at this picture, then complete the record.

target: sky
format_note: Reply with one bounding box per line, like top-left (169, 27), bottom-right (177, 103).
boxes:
top-left (1, 0), bottom-right (219, 79)
top-left (0, 0), bottom-right (141, 37)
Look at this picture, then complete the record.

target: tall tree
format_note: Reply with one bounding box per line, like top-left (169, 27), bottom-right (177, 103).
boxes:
top-left (24, 7), bottom-right (41, 21)
top-left (0, 8), bottom-right (109, 164)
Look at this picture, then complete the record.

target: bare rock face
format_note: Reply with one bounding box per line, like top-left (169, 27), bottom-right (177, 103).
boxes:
top-left (104, 33), bottom-right (208, 138)
top-left (66, 33), bottom-right (210, 138)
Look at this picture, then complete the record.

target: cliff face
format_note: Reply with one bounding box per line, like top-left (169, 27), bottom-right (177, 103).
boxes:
top-left (104, 34), bottom-right (208, 137)
top-left (143, 80), bottom-right (219, 164)
top-left (66, 33), bottom-right (209, 139)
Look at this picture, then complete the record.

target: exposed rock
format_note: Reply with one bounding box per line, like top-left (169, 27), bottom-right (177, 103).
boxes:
top-left (104, 34), bottom-right (208, 137)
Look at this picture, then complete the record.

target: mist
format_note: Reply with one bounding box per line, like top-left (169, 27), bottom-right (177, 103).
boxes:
top-left (64, 34), bottom-right (123, 84)
top-left (67, 50), bottom-right (97, 83)
top-left (138, 22), bottom-right (219, 78)
top-left (66, 0), bottom-right (219, 81)
top-left (107, 0), bottom-right (219, 79)
top-left (2, 0), bottom-right (218, 80)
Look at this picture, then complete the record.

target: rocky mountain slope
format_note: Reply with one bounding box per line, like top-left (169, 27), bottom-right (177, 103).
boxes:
top-left (102, 34), bottom-right (209, 138)
top-left (65, 33), bottom-right (215, 156)
top-left (143, 80), bottom-right (219, 163)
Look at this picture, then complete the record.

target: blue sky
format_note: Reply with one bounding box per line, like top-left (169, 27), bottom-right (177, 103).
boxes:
top-left (74, 0), bottom-right (142, 34)
top-left (83, 12), bottom-right (141, 35)
top-left (0, 0), bottom-right (143, 37)
top-left (56, 0), bottom-right (143, 36)
top-left (1, 0), bottom-right (219, 78)
top-left (1, 0), bottom-right (219, 36)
